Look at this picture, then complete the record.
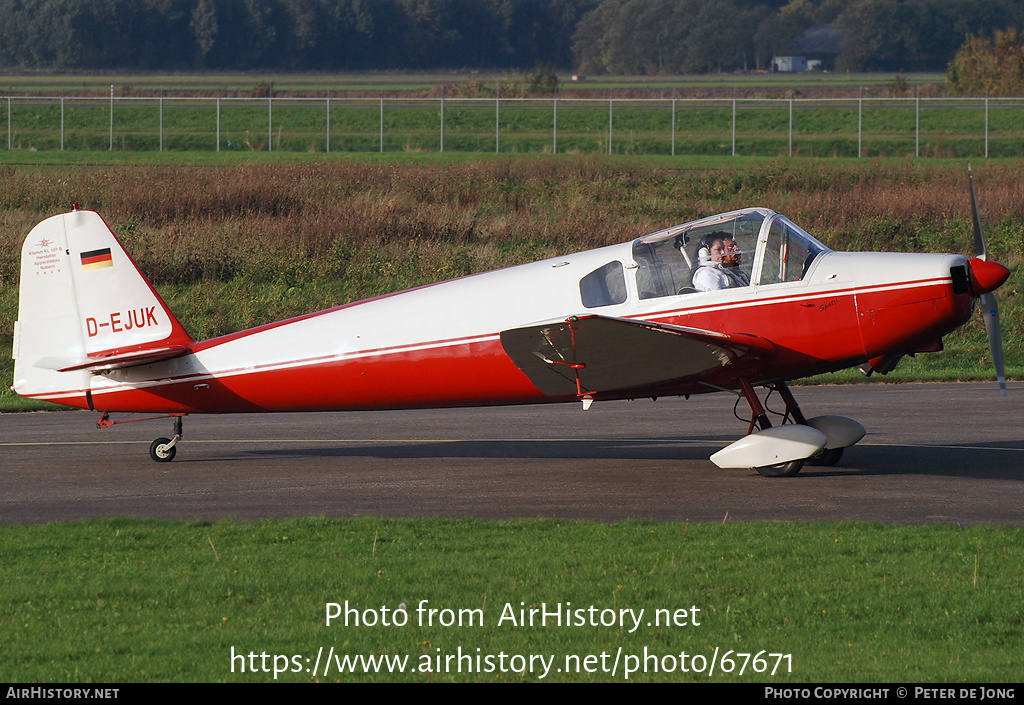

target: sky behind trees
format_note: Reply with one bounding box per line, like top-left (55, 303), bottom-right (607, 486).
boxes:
top-left (1, 0), bottom-right (1022, 75)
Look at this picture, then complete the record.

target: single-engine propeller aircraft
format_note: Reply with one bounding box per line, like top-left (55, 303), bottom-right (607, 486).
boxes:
top-left (12, 174), bottom-right (1009, 476)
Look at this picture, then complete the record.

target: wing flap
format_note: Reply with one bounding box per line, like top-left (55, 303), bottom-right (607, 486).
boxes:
top-left (499, 315), bottom-right (775, 398)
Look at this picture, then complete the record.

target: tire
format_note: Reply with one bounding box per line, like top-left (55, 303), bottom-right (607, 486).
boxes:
top-left (149, 437), bottom-right (176, 463)
top-left (806, 447), bottom-right (844, 467)
top-left (755, 459), bottom-right (804, 478)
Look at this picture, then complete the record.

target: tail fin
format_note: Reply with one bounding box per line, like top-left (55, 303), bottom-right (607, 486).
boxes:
top-left (12, 208), bottom-right (193, 405)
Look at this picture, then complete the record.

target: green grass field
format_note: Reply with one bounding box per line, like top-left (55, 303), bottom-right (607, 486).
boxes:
top-left (2, 518), bottom-right (1021, 682)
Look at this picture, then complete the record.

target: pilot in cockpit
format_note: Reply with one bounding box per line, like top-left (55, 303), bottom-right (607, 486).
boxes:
top-left (691, 232), bottom-right (750, 291)
top-left (721, 236), bottom-right (751, 285)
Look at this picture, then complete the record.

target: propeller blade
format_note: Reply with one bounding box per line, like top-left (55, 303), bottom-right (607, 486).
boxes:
top-left (968, 164), bottom-right (987, 260)
top-left (980, 292), bottom-right (1007, 396)
top-left (969, 165), bottom-right (1006, 395)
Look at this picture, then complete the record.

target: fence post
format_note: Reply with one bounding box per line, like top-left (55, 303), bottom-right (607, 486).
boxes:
top-left (268, 96), bottom-right (273, 152)
top-left (380, 98), bottom-right (384, 153)
top-left (608, 99), bottom-right (612, 155)
top-left (216, 98), bottom-right (220, 152)
top-left (671, 99), bottom-right (676, 156)
top-left (7, 96), bottom-right (11, 150)
top-left (731, 99), bottom-right (736, 157)
top-left (788, 99), bottom-right (793, 157)
top-left (61, 96), bottom-right (65, 151)
top-left (552, 97), bottom-right (557, 154)
top-left (326, 98), bottom-right (330, 153)
top-left (440, 96), bottom-right (444, 153)
top-left (985, 97), bottom-right (989, 158)
top-left (858, 97), bottom-right (862, 157)
top-left (495, 97), bottom-right (500, 153)
top-left (109, 85), bottom-right (114, 151)
top-left (159, 97), bottom-right (163, 152)
top-left (915, 94), bottom-right (919, 157)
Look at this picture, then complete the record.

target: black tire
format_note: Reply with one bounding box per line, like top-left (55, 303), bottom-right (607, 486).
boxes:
top-left (806, 447), bottom-right (844, 467)
top-left (149, 437), bottom-right (176, 463)
top-left (755, 459), bottom-right (804, 478)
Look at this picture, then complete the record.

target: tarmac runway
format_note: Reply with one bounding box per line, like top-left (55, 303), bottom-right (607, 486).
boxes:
top-left (1, 382), bottom-right (1022, 526)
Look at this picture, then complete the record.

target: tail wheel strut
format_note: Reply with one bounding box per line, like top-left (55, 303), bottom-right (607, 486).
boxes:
top-left (149, 415), bottom-right (184, 463)
top-left (96, 412), bottom-right (185, 463)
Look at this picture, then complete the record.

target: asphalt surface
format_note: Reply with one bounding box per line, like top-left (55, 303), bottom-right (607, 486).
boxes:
top-left (1, 382), bottom-right (1022, 526)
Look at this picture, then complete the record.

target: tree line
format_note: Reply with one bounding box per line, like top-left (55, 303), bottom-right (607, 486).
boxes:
top-left (1, 0), bottom-right (1023, 76)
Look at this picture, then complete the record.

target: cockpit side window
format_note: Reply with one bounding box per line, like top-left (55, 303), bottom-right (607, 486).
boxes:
top-left (580, 261), bottom-right (628, 308)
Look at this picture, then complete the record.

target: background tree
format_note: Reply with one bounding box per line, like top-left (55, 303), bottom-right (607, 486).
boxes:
top-left (191, 0), bottom-right (219, 68)
top-left (1, 0), bottom-right (1024, 77)
top-left (947, 29), bottom-right (1024, 96)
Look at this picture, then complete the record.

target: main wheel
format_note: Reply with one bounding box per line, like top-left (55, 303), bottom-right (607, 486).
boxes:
top-left (149, 437), bottom-right (176, 463)
top-left (806, 447), bottom-right (844, 467)
top-left (755, 459), bottom-right (804, 478)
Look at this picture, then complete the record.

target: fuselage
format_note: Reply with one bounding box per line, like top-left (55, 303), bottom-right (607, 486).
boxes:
top-left (82, 252), bottom-right (974, 415)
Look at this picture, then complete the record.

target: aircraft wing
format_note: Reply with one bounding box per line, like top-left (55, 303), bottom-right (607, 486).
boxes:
top-left (499, 315), bottom-right (775, 398)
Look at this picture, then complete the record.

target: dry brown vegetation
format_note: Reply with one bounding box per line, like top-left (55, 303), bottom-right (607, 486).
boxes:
top-left (1, 157), bottom-right (1021, 347)
top-left (3, 159), bottom-right (1022, 281)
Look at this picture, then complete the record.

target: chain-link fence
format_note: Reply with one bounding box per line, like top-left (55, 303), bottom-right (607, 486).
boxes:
top-left (5, 95), bottom-right (1024, 158)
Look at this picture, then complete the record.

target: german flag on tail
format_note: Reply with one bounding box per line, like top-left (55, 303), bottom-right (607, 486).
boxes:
top-left (80, 248), bottom-right (113, 271)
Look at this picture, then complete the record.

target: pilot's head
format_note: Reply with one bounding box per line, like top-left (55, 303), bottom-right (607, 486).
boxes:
top-left (722, 237), bottom-right (742, 267)
top-left (698, 232), bottom-right (728, 264)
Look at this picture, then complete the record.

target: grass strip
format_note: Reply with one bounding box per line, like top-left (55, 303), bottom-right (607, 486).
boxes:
top-left (1, 518), bottom-right (1021, 682)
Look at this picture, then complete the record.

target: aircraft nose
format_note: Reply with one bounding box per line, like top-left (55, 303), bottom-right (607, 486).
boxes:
top-left (968, 257), bottom-right (1010, 296)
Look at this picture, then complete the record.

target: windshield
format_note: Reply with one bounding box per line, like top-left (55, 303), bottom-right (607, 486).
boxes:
top-left (758, 216), bottom-right (830, 285)
top-left (632, 209), bottom-right (767, 299)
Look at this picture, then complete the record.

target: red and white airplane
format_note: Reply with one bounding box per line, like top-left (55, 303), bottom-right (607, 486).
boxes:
top-left (12, 177), bottom-right (1009, 476)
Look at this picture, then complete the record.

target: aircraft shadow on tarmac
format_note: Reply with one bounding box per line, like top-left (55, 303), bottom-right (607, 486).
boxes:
top-left (228, 435), bottom-right (1024, 481)
top-left (238, 436), bottom-right (734, 462)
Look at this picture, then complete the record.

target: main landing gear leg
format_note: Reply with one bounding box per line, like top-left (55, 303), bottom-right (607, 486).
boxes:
top-left (773, 381), bottom-right (808, 425)
top-left (773, 381), bottom-right (844, 467)
top-left (709, 379), bottom-right (828, 476)
top-left (776, 381), bottom-right (867, 467)
top-left (739, 378), bottom-right (773, 433)
top-left (736, 379), bottom-right (806, 478)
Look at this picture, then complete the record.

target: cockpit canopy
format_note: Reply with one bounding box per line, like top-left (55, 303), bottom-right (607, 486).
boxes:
top-left (630, 208), bottom-right (829, 299)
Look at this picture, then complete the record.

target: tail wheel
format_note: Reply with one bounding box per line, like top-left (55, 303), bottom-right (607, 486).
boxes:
top-left (149, 437), bottom-right (176, 463)
top-left (755, 459), bottom-right (804, 478)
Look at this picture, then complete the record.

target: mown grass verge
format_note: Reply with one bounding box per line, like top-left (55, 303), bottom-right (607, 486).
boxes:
top-left (1, 517), bottom-right (1021, 682)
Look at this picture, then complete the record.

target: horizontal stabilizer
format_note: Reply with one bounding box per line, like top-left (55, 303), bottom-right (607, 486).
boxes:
top-left (56, 345), bottom-right (191, 372)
